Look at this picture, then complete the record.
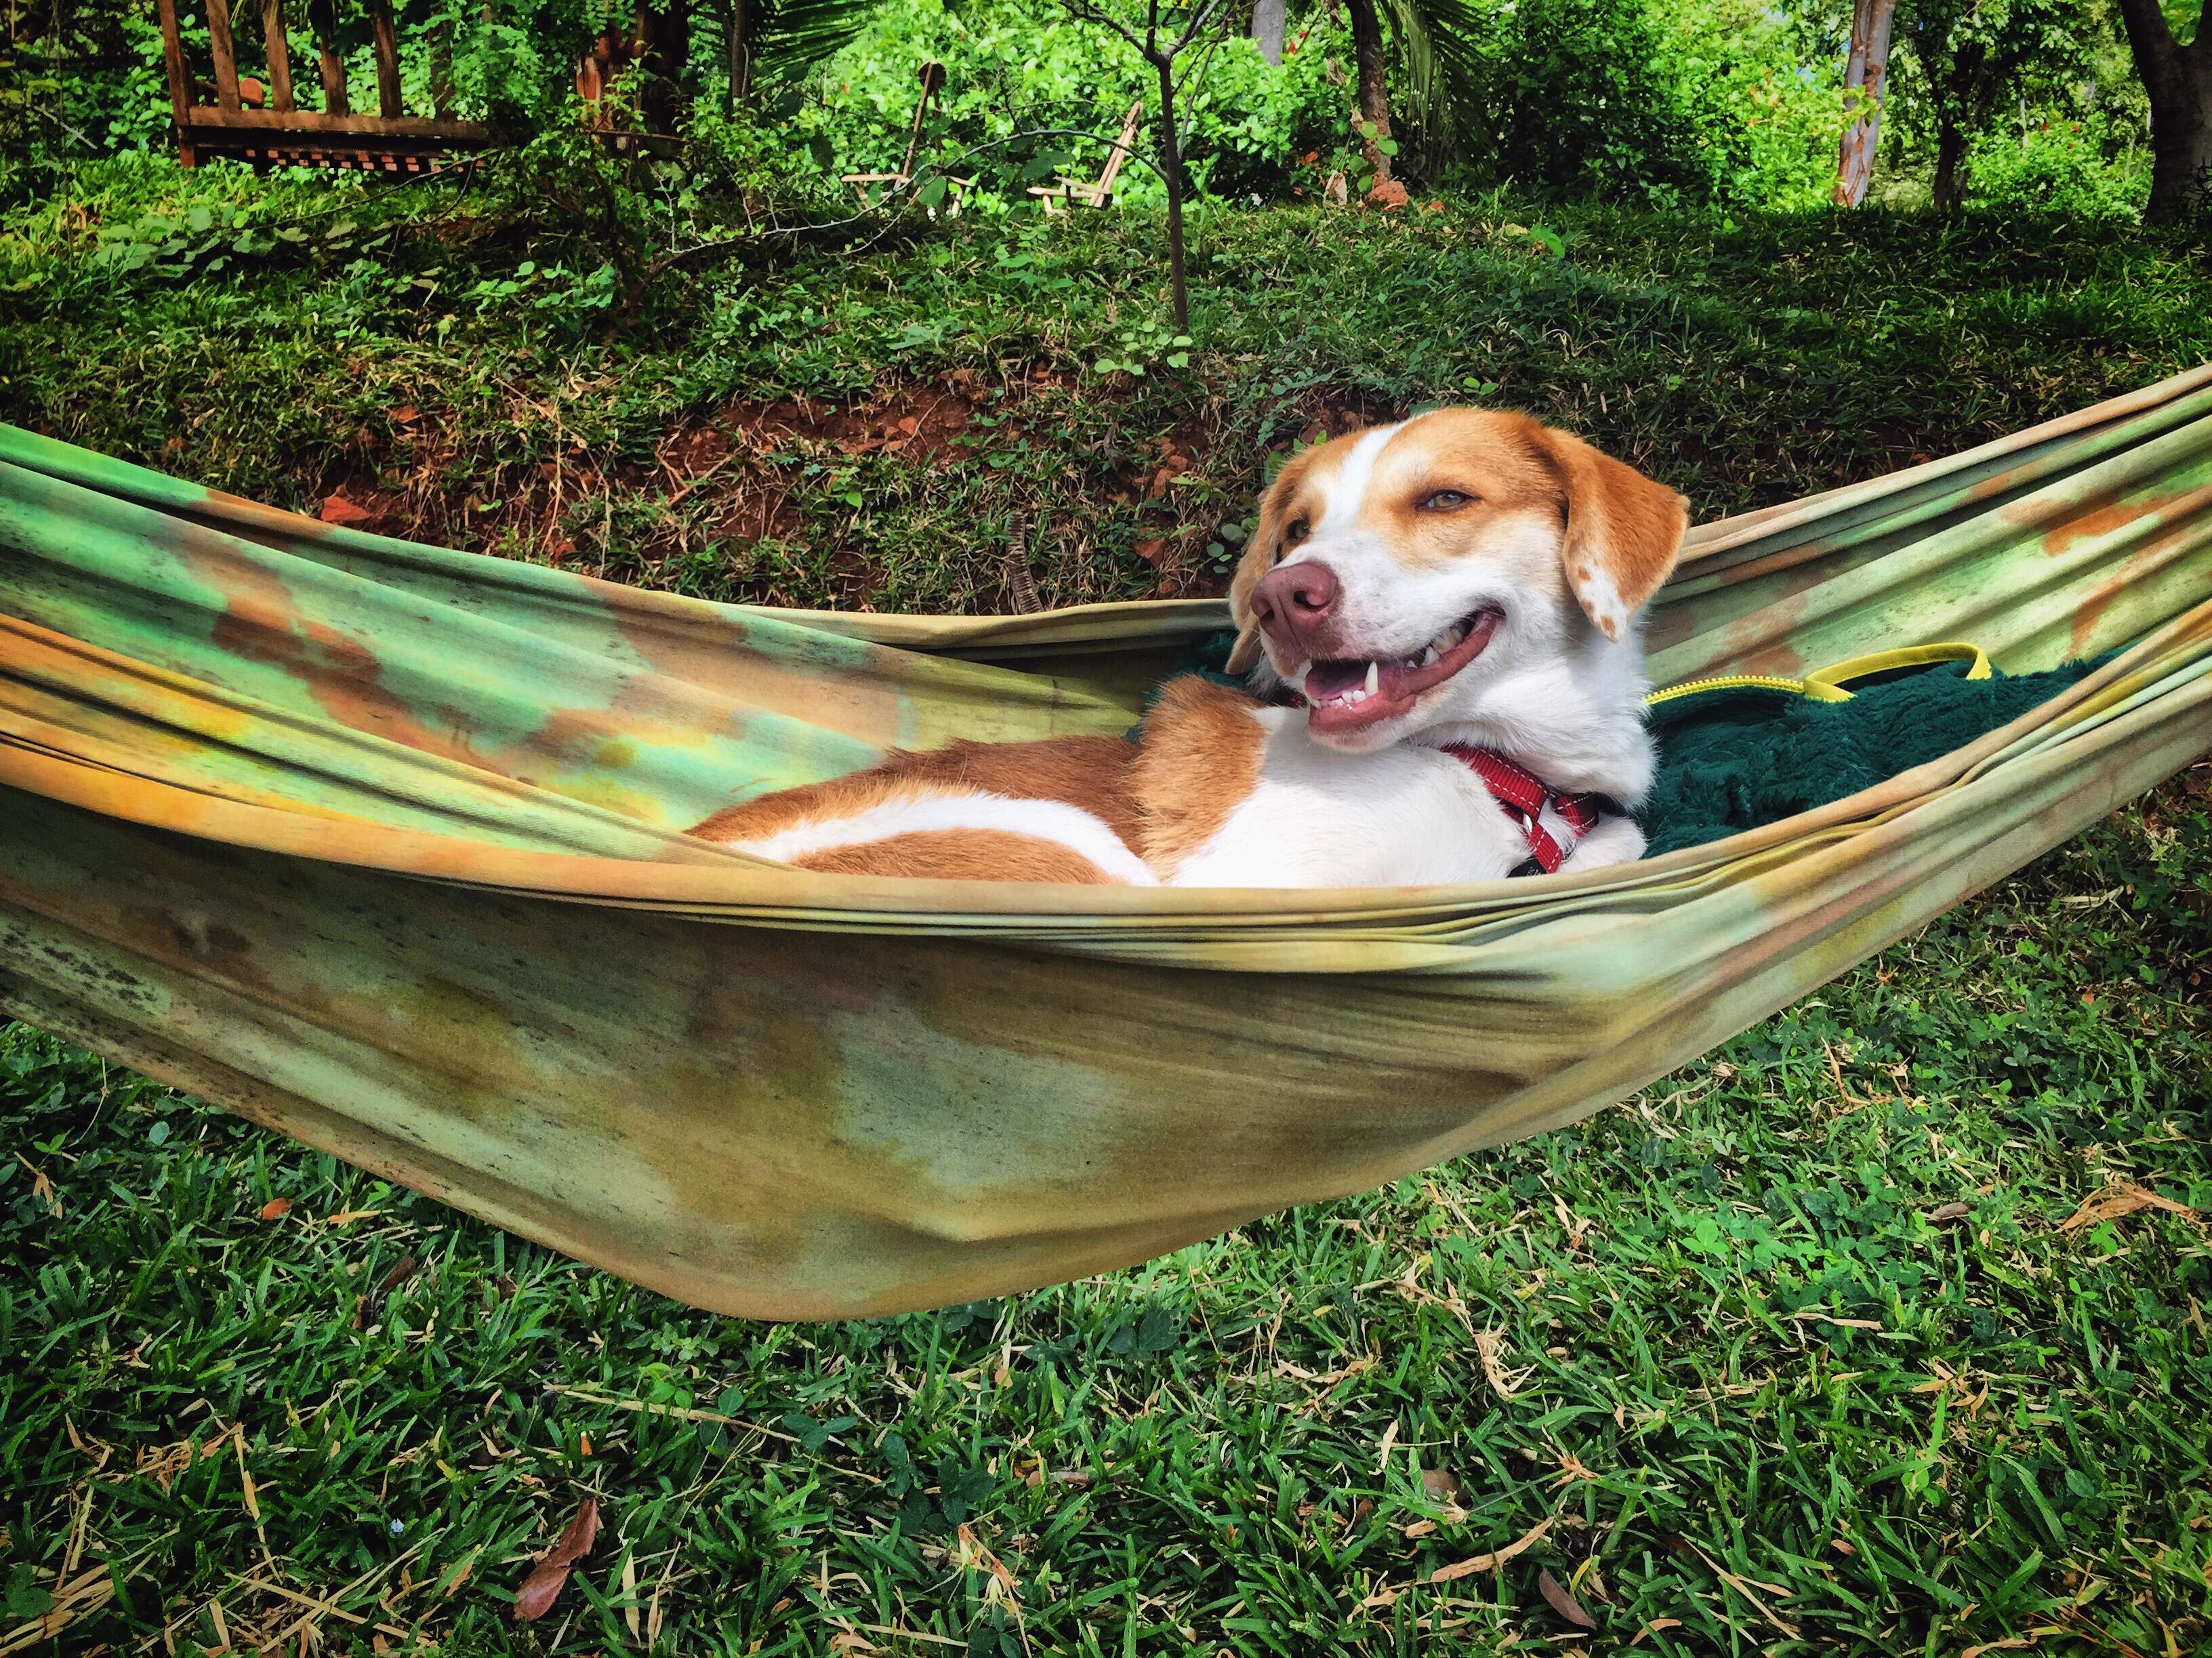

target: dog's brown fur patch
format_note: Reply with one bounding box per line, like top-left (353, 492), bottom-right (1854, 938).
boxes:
top-left (789, 828), bottom-right (1124, 884)
top-left (1130, 676), bottom-right (1268, 876)
top-left (690, 734), bottom-right (1143, 849)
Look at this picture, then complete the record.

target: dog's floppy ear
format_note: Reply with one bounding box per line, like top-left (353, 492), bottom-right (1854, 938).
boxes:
top-left (1538, 428), bottom-right (1689, 643)
top-left (1225, 454), bottom-right (1307, 676)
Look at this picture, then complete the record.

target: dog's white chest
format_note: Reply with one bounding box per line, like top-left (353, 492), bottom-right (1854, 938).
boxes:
top-left (1165, 711), bottom-right (1551, 888)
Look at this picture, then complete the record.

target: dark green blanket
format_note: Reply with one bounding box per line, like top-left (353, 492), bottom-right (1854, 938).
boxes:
top-left (1158, 634), bottom-right (2104, 859)
top-left (1640, 657), bottom-right (2104, 855)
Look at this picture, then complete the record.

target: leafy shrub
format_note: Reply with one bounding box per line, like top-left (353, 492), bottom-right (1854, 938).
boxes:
top-left (1472, 0), bottom-right (1715, 201)
top-left (1967, 121), bottom-right (2150, 222)
top-left (788, 0), bottom-right (1355, 213)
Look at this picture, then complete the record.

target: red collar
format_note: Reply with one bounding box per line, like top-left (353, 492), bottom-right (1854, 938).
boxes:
top-left (1439, 745), bottom-right (1608, 874)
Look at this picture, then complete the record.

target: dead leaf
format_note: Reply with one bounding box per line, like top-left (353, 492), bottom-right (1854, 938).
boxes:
top-left (1473, 1328), bottom-right (1532, 1399)
top-left (1538, 1568), bottom-right (1596, 1629)
top-left (1420, 1467), bottom-right (1463, 1505)
top-left (390, 405), bottom-right (419, 424)
top-left (1629, 1618), bottom-right (1683, 1645)
top-left (325, 1208), bottom-right (381, 1227)
top-left (258, 1197), bottom-right (293, 1221)
top-left (319, 493), bottom-right (373, 527)
top-left (354, 1252), bottom-right (420, 1329)
top-left (514, 1497), bottom-right (600, 1622)
top-left (1430, 1516), bottom-right (1551, 1583)
top-left (1927, 1201), bottom-right (1971, 1224)
top-left (16, 1154), bottom-right (59, 1217)
top-left (2057, 1183), bottom-right (2196, 1232)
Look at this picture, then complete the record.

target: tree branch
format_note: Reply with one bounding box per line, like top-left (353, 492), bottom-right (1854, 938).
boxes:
top-left (1062, 0), bottom-right (1152, 59)
top-left (1168, 0), bottom-right (1233, 57)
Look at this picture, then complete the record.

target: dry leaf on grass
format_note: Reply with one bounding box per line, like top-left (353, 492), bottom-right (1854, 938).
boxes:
top-left (1473, 1328), bottom-right (1533, 1399)
top-left (1429, 1516), bottom-right (1551, 1583)
top-left (1538, 1568), bottom-right (1596, 1629)
top-left (513, 1497), bottom-right (600, 1623)
top-left (258, 1197), bottom-right (293, 1220)
top-left (353, 1252), bottom-right (420, 1328)
top-left (2057, 1183), bottom-right (2197, 1232)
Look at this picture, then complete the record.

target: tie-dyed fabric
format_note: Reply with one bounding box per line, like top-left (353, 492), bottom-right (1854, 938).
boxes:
top-left (3, 367), bottom-right (2209, 1318)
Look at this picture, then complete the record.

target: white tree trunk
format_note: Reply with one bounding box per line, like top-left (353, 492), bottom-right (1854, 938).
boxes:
top-left (1833, 0), bottom-right (1898, 206)
top-left (1250, 0), bottom-right (1286, 64)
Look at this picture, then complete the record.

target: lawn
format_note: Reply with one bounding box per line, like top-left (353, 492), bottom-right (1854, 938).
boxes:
top-left (3, 160), bottom-right (2211, 1656)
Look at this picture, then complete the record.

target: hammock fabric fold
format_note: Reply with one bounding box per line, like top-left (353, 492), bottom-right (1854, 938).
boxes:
top-left (4, 368), bottom-right (2211, 1319)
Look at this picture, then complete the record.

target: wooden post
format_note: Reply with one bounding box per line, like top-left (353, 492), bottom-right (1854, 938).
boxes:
top-left (306, 0), bottom-right (348, 113)
top-left (155, 0), bottom-right (200, 165)
top-left (898, 62), bottom-right (943, 181)
top-left (317, 45), bottom-right (350, 113)
top-left (429, 19), bottom-right (455, 117)
top-left (262, 0), bottom-right (296, 111)
top-left (205, 0), bottom-right (243, 113)
top-left (369, 0), bottom-right (403, 118)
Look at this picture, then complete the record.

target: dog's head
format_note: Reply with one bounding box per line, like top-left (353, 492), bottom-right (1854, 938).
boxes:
top-left (1227, 410), bottom-right (1689, 751)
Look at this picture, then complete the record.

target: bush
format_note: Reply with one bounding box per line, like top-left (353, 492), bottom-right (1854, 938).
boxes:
top-left (786, 0), bottom-right (1355, 214)
top-left (1967, 121), bottom-right (2150, 222)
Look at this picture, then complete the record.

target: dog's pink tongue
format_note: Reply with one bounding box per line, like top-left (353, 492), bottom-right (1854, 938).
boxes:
top-left (1304, 660), bottom-right (1370, 700)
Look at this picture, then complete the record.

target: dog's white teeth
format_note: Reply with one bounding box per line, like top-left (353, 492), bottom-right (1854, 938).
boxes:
top-left (1430, 624), bottom-right (1464, 655)
top-left (1418, 645), bottom-right (1439, 668)
top-left (1363, 661), bottom-right (1379, 695)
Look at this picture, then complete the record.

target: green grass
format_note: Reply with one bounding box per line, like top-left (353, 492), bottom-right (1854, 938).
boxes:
top-left (4, 155), bottom-right (2211, 615)
top-left (5, 772), bottom-right (2209, 1656)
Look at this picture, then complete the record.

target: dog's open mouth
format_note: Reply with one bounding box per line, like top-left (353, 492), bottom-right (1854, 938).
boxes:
top-left (1298, 607), bottom-right (1503, 736)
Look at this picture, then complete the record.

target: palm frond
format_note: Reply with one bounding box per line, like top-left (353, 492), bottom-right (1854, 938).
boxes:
top-left (745, 0), bottom-right (890, 81)
top-left (1373, 0), bottom-right (1490, 139)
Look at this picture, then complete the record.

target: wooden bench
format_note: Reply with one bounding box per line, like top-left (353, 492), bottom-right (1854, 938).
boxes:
top-left (1029, 98), bottom-right (1143, 213)
top-left (155, 0), bottom-right (495, 173)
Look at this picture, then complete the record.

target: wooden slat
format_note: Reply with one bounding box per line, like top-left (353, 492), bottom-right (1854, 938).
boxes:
top-left (154, 0), bottom-right (199, 165)
top-left (316, 38), bottom-right (351, 116)
top-left (184, 107), bottom-right (489, 139)
top-left (205, 0), bottom-right (243, 113)
top-left (369, 0), bottom-right (402, 118)
top-left (261, 0), bottom-right (295, 112)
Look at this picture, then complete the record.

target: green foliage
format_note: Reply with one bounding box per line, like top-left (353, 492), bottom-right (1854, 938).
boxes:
top-left (1967, 119), bottom-right (2155, 220)
top-left (7, 160), bottom-right (2211, 613)
top-left (1472, 0), bottom-right (1715, 201)
top-left (783, 1), bottom-right (1353, 211)
top-left (3, 773), bottom-right (2206, 1652)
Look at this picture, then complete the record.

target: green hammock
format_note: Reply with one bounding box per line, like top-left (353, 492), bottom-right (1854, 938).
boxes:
top-left (3, 369), bottom-right (2210, 1320)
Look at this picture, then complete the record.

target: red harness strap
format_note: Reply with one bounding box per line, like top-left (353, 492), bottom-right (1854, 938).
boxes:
top-left (1440, 745), bottom-right (1606, 874)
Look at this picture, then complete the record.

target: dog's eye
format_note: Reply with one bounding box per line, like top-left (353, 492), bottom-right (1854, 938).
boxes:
top-left (1286, 517), bottom-right (1310, 542)
top-left (1419, 489), bottom-right (1475, 512)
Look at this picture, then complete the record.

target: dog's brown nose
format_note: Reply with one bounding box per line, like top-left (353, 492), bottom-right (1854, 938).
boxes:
top-left (1250, 561), bottom-right (1340, 652)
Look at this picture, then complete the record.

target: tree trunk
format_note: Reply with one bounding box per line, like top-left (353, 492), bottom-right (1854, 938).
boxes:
top-left (1833, 0), bottom-right (1898, 206)
top-left (1932, 115), bottom-right (1968, 211)
top-left (639, 0), bottom-right (688, 133)
top-left (1343, 0), bottom-right (1393, 185)
top-left (1151, 52), bottom-right (1189, 331)
top-left (725, 0), bottom-right (749, 113)
top-left (2114, 0), bottom-right (2212, 223)
top-left (1250, 0), bottom-right (1284, 64)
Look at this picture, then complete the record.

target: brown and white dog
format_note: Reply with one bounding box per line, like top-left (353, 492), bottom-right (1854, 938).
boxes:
top-left (691, 409), bottom-right (1689, 887)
